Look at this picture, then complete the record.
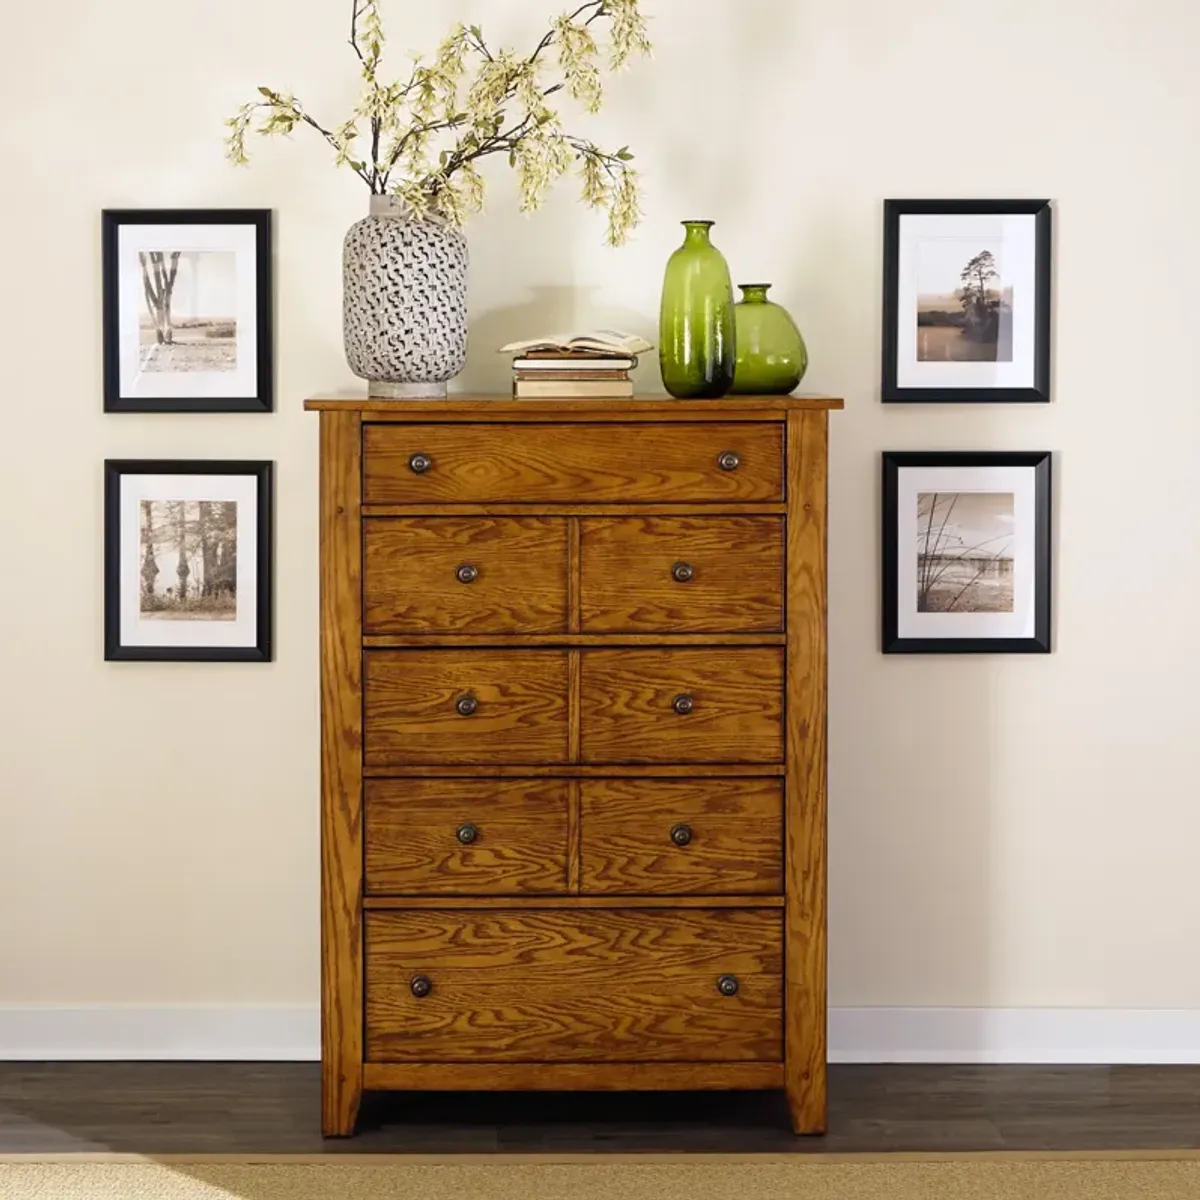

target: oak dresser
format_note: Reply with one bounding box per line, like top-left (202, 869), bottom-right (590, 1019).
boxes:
top-left (305, 394), bottom-right (842, 1136)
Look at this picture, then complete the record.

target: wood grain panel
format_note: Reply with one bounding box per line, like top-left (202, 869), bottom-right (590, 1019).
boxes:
top-left (362, 1062), bottom-right (784, 1092)
top-left (363, 517), bottom-right (568, 634)
top-left (579, 516), bottom-right (784, 633)
top-left (363, 503), bottom-right (789, 517)
top-left (363, 764), bottom-right (786, 779)
top-left (364, 779), bottom-right (569, 896)
top-left (364, 894), bottom-right (785, 910)
top-left (579, 779), bottom-right (783, 895)
top-left (784, 408), bottom-right (829, 1135)
top-left (362, 423), bottom-right (784, 503)
top-left (365, 908), bottom-right (782, 1063)
top-left (318, 410), bottom-right (364, 1137)
top-left (364, 650), bottom-right (569, 766)
top-left (579, 648), bottom-right (784, 764)
top-left (363, 633), bottom-right (787, 648)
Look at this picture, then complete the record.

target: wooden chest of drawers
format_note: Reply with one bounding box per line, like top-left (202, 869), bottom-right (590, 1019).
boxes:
top-left (306, 395), bottom-right (840, 1137)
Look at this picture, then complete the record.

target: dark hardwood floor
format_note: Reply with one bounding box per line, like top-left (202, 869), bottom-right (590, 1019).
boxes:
top-left (2, 1064), bottom-right (1199, 1154)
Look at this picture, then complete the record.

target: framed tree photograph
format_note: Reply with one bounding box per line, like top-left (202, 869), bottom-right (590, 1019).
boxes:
top-left (882, 451), bottom-right (1051, 654)
top-left (105, 460), bottom-right (273, 662)
top-left (102, 209), bottom-right (273, 412)
top-left (881, 200), bottom-right (1052, 403)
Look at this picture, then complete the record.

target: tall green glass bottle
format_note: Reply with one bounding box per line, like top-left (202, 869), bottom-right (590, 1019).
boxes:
top-left (730, 284), bottom-right (808, 395)
top-left (659, 220), bottom-right (735, 399)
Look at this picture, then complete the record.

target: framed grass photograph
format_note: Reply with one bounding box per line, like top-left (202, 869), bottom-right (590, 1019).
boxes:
top-left (102, 209), bottom-right (273, 412)
top-left (104, 460), bottom-right (273, 662)
top-left (882, 451), bottom-right (1052, 654)
top-left (882, 200), bottom-right (1052, 403)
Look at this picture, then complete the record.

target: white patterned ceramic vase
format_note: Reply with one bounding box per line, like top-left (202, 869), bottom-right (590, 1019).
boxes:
top-left (342, 196), bottom-right (469, 398)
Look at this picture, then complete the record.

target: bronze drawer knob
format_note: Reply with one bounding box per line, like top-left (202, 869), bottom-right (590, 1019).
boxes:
top-left (716, 975), bottom-right (739, 997)
top-left (455, 563), bottom-right (480, 585)
top-left (410, 974), bottom-right (433, 998)
top-left (670, 823), bottom-right (693, 847)
top-left (409, 452), bottom-right (433, 474)
top-left (671, 561), bottom-right (694, 584)
top-left (672, 693), bottom-right (695, 716)
top-left (456, 694), bottom-right (479, 717)
top-left (717, 450), bottom-right (740, 472)
top-left (456, 823), bottom-right (479, 845)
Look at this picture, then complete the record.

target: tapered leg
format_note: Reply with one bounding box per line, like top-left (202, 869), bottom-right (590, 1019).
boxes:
top-left (786, 1061), bottom-right (827, 1134)
top-left (322, 1066), bottom-right (363, 1137)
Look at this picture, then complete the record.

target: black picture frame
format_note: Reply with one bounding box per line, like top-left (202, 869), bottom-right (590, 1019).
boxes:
top-left (102, 209), bottom-right (273, 412)
top-left (104, 460), bottom-right (274, 662)
top-left (882, 451), bottom-right (1052, 654)
top-left (881, 199), bottom-right (1052, 404)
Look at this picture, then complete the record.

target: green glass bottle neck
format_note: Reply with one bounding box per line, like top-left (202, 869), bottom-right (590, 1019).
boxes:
top-left (681, 221), bottom-right (716, 247)
top-left (738, 284), bottom-right (772, 303)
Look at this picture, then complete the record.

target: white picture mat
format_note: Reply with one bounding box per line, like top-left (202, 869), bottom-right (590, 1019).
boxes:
top-left (896, 213), bottom-right (1038, 390)
top-left (117, 223), bottom-right (259, 400)
top-left (896, 465), bottom-right (1037, 641)
top-left (119, 473), bottom-right (259, 648)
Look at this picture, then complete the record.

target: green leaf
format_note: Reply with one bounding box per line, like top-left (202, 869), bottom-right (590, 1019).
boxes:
top-left (469, 24), bottom-right (482, 39)
top-left (616, 148), bottom-right (634, 161)
top-left (509, 149), bottom-right (517, 167)
top-left (257, 86), bottom-right (276, 99)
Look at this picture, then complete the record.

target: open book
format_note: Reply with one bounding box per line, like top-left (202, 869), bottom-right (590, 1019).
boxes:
top-left (498, 329), bottom-right (653, 356)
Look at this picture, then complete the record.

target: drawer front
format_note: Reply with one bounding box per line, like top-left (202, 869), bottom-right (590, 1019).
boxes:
top-left (365, 779), bottom-right (569, 896)
top-left (365, 908), bottom-right (782, 1062)
top-left (579, 779), bottom-right (783, 895)
top-left (364, 517), bottom-right (569, 635)
top-left (364, 651), bottom-right (570, 766)
top-left (363, 422), bottom-right (784, 503)
top-left (579, 648), bottom-right (785, 764)
top-left (579, 516), bottom-right (784, 633)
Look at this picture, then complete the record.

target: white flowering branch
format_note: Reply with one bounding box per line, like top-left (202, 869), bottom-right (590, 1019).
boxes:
top-left (225, 0), bottom-right (651, 244)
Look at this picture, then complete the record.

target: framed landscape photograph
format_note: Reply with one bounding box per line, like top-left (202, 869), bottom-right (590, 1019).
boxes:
top-left (882, 451), bottom-right (1051, 654)
top-left (882, 200), bottom-right (1052, 403)
top-left (102, 209), bottom-right (273, 412)
top-left (105, 460), bottom-right (273, 662)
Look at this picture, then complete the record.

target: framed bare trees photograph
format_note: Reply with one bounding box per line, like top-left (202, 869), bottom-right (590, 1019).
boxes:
top-left (882, 451), bottom-right (1051, 653)
top-left (882, 200), bottom-right (1052, 403)
top-left (104, 460), bottom-right (273, 661)
top-left (102, 209), bottom-right (273, 412)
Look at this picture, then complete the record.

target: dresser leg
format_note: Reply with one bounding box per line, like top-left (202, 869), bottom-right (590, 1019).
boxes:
top-left (785, 1068), bottom-right (827, 1135)
top-left (322, 1070), bottom-right (363, 1138)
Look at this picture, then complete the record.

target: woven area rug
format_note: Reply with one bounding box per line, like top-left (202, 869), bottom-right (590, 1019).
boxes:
top-left (3, 1154), bottom-right (1200, 1200)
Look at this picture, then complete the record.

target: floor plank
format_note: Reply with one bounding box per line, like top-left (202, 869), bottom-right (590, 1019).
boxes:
top-left (1, 1064), bottom-right (1198, 1154)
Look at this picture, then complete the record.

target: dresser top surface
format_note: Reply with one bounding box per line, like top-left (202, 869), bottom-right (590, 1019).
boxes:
top-left (304, 394), bottom-right (844, 417)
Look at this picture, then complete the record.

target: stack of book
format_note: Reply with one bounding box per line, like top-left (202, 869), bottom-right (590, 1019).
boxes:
top-left (500, 330), bottom-right (653, 398)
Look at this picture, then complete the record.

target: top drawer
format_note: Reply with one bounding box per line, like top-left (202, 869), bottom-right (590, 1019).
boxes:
top-left (362, 423), bottom-right (784, 504)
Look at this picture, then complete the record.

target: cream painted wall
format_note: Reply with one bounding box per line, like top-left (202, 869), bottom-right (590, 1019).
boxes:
top-left (2, 0), bottom-right (1199, 1027)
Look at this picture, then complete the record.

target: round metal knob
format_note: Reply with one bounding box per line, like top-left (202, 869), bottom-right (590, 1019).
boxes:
top-left (409, 452), bottom-right (432, 474)
top-left (456, 694), bottom-right (478, 717)
top-left (672, 693), bottom-right (695, 716)
top-left (456, 823), bottom-right (479, 845)
top-left (671, 561), bottom-right (694, 584)
top-left (456, 563), bottom-right (479, 585)
top-left (410, 974), bottom-right (432, 998)
top-left (670, 823), bottom-right (693, 847)
top-left (717, 451), bottom-right (740, 472)
top-left (716, 975), bottom-right (739, 997)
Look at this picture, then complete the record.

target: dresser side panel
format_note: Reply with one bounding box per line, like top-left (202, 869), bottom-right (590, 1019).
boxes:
top-left (319, 410), bottom-right (365, 1136)
top-left (784, 408), bottom-right (829, 1134)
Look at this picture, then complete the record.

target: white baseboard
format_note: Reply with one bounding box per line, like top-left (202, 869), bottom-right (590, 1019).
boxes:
top-left (0, 1006), bottom-right (319, 1061)
top-left (829, 1007), bottom-right (1200, 1064)
top-left (2, 1005), bottom-right (1198, 1063)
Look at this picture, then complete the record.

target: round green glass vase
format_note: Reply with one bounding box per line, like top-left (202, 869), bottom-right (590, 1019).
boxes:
top-left (729, 284), bottom-right (808, 395)
top-left (659, 220), bottom-right (735, 399)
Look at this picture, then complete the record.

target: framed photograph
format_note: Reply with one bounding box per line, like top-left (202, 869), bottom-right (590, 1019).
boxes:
top-left (102, 209), bottom-right (273, 412)
top-left (882, 451), bottom-right (1051, 654)
top-left (104, 460), bottom-right (273, 662)
top-left (882, 200), bottom-right (1052, 403)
